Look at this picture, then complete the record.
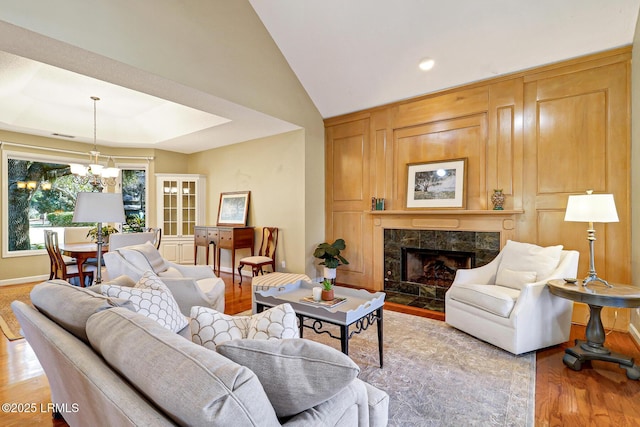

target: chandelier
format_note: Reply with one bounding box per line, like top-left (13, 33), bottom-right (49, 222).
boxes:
top-left (69, 96), bottom-right (119, 190)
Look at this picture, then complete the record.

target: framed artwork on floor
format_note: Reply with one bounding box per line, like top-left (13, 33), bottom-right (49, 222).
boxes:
top-left (217, 191), bottom-right (251, 226)
top-left (406, 159), bottom-right (466, 208)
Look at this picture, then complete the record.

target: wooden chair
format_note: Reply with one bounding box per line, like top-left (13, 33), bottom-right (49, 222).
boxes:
top-left (45, 230), bottom-right (95, 286)
top-left (237, 227), bottom-right (278, 285)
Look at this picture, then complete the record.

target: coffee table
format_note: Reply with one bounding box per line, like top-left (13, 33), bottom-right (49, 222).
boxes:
top-left (254, 280), bottom-right (386, 367)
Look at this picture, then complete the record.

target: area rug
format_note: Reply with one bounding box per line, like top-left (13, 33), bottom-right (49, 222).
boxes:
top-left (0, 283), bottom-right (36, 340)
top-left (304, 310), bottom-right (535, 427)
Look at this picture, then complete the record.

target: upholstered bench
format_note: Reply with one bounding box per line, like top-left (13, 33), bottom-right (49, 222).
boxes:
top-left (251, 273), bottom-right (312, 313)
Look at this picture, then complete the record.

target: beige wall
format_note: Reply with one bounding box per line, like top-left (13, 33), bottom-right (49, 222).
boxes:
top-left (630, 13), bottom-right (640, 336)
top-left (189, 130), bottom-right (309, 275)
top-left (0, 0), bottom-right (326, 283)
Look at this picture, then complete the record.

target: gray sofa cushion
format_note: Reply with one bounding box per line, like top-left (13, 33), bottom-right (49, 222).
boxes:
top-left (86, 307), bottom-right (281, 427)
top-left (30, 278), bottom-right (135, 343)
top-left (217, 338), bottom-right (360, 418)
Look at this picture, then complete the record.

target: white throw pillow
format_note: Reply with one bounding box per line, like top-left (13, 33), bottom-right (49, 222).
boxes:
top-left (190, 304), bottom-right (299, 349)
top-left (496, 240), bottom-right (563, 290)
top-left (102, 271), bottom-right (188, 332)
top-left (495, 268), bottom-right (537, 290)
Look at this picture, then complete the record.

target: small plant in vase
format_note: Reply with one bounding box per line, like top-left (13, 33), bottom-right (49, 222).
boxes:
top-left (321, 279), bottom-right (334, 301)
top-left (86, 225), bottom-right (119, 243)
top-left (313, 238), bottom-right (349, 284)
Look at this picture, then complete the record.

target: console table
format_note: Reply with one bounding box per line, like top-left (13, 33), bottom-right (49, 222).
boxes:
top-left (547, 279), bottom-right (640, 379)
top-left (194, 226), bottom-right (254, 283)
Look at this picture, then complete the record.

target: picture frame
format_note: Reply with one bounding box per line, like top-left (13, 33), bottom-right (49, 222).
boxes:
top-left (406, 159), bottom-right (466, 208)
top-left (217, 191), bottom-right (251, 226)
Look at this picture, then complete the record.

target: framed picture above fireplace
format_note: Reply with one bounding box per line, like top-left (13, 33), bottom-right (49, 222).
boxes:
top-left (406, 158), bottom-right (466, 208)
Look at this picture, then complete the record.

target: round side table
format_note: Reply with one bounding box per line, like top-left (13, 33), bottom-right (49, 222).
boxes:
top-left (547, 279), bottom-right (640, 380)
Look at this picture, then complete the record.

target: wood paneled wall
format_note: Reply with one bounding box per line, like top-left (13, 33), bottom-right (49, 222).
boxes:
top-left (324, 48), bottom-right (631, 329)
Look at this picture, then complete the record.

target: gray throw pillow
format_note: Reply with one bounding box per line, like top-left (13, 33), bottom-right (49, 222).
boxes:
top-left (30, 279), bottom-right (134, 343)
top-left (216, 338), bottom-right (360, 417)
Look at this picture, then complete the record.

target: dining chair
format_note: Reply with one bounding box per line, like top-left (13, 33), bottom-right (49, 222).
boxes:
top-left (45, 230), bottom-right (96, 286)
top-left (148, 227), bottom-right (162, 249)
top-left (237, 227), bottom-right (278, 285)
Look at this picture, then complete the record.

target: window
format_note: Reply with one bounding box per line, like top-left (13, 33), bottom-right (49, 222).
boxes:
top-left (2, 149), bottom-right (148, 257)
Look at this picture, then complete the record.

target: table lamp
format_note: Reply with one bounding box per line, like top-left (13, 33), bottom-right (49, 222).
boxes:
top-left (564, 190), bottom-right (618, 287)
top-left (73, 192), bottom-right (125, 283)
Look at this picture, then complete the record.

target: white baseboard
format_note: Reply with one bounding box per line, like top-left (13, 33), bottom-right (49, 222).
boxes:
top-left (629, 322), bottom-right (640, 348)
top-left (0, 274), bottom-right (48, 287)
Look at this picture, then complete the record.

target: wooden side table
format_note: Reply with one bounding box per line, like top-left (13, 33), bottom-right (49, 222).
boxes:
top-left (547, 279), bottom-right (640, 379)
top-left (194, 226), bottom-right (254, 283)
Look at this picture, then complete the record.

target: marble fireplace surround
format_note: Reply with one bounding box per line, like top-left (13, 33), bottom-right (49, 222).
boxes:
top-left (371, 210), bottom-right (521, 311)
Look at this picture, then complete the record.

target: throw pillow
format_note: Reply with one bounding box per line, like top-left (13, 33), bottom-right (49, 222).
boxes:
top-left (496, 240), bottom-right (563, 290)
top-left (217, 338), bottom-right (360, 418)
top-left (118, 241), bottom-right (170, 274)
top-left (102, 271), bottom-right (188, 332)
top-left (190, 304), bottom-right (298, 350)
top-left (494, 268), bottom-right (537, 290)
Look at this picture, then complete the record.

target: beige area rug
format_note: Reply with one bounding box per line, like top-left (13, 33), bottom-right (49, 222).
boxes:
top-left (303, 310), bottom-right (535, 427)
top-left (0, 283), bottom-right (36, 340)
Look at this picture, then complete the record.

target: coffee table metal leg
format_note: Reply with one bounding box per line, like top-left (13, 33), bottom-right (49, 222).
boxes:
top-left (341, 325), bottom-right (349, 354)
top-left (377, 308), bottom-right (383, 368)
top-left (298, 314), bottom-right (304, 338)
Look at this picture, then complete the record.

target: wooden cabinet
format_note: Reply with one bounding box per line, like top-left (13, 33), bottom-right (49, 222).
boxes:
top-left (156, 174), bottom-right (205, 264)
top-left (194, 225), bottom-right (254, 283)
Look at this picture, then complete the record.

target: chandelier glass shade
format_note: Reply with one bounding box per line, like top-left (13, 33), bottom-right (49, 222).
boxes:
top-left (69, 97), bottom-right (119, 190)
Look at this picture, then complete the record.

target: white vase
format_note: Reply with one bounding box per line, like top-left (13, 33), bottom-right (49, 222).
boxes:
top-left (323, 266), bottom-right (337, 280)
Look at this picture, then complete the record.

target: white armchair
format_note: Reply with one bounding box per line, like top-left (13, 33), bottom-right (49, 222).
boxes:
top-left (445, 240), bottom-right (579, 355)
top-left (104, 241), bottom-right (225, 315)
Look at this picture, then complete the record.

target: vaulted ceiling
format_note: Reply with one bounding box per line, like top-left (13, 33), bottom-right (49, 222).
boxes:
top-left (0, 1), bottom-right (638, 153)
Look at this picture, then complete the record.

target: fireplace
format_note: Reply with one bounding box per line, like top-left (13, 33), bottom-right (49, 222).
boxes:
top-left (384, 229), bottom-right (500, 312)
top-left (402, 248), bottom-right (475, 288)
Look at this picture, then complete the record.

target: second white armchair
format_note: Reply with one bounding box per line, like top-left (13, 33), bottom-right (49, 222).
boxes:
top-left (104, 241), bottom-right (225, 315)
top-left (445, 240), bottom-right (579, 355)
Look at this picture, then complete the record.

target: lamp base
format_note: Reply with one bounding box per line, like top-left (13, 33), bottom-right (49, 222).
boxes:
top-left (583, 274), bottom-right (613, 288)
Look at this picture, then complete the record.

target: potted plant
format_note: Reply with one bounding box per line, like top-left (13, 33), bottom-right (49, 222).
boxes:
top-left (313, 238), bottom-right (349, 281)
top-left (321, 278), bottom-right (334, 301)
top-left (86, 225), bottom-right (119, 243)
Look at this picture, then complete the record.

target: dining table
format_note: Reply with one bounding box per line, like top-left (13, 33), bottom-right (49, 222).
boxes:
top-left (59, 242), bottom-right (108, 287)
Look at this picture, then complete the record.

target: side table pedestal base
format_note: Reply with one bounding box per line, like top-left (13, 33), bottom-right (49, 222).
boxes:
top-left (563, 339), bottom-right (640, 380)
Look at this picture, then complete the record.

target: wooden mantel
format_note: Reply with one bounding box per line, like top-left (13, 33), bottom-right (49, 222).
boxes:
top-left (370, 210), bottom-right (522, 291)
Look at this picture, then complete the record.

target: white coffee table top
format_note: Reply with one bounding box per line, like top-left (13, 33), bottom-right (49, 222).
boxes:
top-left (254, 279), bottom-right (385, 324)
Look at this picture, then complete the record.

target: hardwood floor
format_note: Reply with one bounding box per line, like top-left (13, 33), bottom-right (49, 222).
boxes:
top-left (2, 274), bottom-right (640, 426)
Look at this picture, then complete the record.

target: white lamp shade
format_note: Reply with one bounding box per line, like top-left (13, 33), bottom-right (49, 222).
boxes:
top-left (564, 193), bottom-right (619, 223)
top-left (73, 192), bottom-right (125, 223)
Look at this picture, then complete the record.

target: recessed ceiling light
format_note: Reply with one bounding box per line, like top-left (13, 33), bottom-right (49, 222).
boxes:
top-left (419, 58), bottom-right (435, 71)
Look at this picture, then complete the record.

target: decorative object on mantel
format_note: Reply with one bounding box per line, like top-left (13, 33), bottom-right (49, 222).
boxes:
top-left (564, 189), bottom-right (619, 288)
top-left (406, 158), bottom-right (467, 208)
top-left (313, 238), bottom-right (349, 283)
top-left (216, 191), bottom-right (250, 226)
top-left (491, 189), bottom-right (505, 210)
top-left (371, 197), bottom-right (385, 211)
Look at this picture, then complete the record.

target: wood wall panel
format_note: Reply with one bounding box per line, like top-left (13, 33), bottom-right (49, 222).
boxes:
top-left (324, 118), bottom-right (373, 288)
top-left (325, 48), bottom-right (631, 325)
top-left (332, 134), bottom-right (364, 201)
top-left (394, 87), bottom-right (488, 129)
top-left (393, 114), bottom-right (487, 210)
top-left (537, 92), bottom-right (607, 194)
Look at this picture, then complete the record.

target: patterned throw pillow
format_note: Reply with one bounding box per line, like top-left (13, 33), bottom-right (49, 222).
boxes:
top-left (190, 303), bottom-right (299, 350)
top-left (102, 271), bottom-right (188, 333)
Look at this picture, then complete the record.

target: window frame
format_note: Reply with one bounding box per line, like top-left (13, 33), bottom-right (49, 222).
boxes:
top-left (2, 148), bottom-right (149, 258)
